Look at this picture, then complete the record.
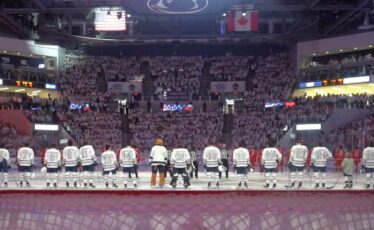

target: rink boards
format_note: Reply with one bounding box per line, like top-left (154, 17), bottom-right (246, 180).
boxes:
top-left (1, 172), bottom-right (374, 229)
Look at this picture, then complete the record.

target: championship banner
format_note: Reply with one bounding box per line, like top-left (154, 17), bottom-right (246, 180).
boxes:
top-left (108, 81), bottom-right (142, 93)
top-left (210, 81), bottom-right (246, 93)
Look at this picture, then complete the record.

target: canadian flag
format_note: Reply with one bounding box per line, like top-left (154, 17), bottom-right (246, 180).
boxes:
top-left (227, 11), bottom-right (259, 32)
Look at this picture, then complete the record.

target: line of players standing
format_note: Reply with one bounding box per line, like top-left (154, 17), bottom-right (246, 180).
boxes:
top-left (0, 140), bottom-right (142, 189)
top-left (1, 139), bottom-right (374, 189)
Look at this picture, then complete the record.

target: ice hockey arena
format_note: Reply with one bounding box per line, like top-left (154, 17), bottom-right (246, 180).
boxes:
top-left (1, 0), bottom-right (374, 229)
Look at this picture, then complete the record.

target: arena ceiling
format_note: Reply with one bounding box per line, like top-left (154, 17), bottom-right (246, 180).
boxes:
top-left (0, 0), bottom-right (373, 47)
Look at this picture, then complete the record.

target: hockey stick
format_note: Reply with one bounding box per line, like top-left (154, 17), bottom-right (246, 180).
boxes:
top-left (325, 173), bottom-right (342, 189)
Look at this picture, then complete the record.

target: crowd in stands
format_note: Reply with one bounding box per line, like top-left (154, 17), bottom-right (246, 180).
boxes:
top-left (208, 55), bottom-right (255, 81)
top-left (1, 51), bottom-right (374, 156)
top-left (306, 50), bottom-right (374, 68)
top-left (101, 56), bottom-right (142, 82)
top-left (324, 113), bottom-right (374, 151)
top-left (61, 109), bottom-right (122, 150)
top-left (0, 122), bottom-right (29, 156)
top-left (129, 111), bottom-right (223, 151)
top-left (151, 56), bottom-right (202, 100)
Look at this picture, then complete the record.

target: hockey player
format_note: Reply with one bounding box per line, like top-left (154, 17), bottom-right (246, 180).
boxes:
top-left (101, 145), bottom-right (118, 189)
top-left (133, 145), bottom-right (143, 179)
top-left (62, 139), bottom-right (80, 188)
top-left (352, 147), bottom-right (361, 172)
top-left (249, 146), bottom-right (257, 172)
top-left (44, 144), bottom-right (61, 188)
top-left (150, 139), bottom-right (168, 188)
top-left (289, 141), bottom-right (308, 188)
top-left (311, 143), bottom-right (332, 189)
top-left (17, 143), bottom-right (34, 188)
top-left (342, 152), bottom-right (354, 189)
top-left (362, 143), bottom-right (374, 189)
top-left (276, 146), bottom-right (284, 173)
top-left (219, 143), bottom-right (229, 179)
top-left (335, 146), bottom-right (345, 172)
top-left (119, 145), bottom-right (138, 188)
top-left (189, 147), bottom-right (198, 179)
top-left (233, 142), bottom-right (250, 189)
top-left (261, 142), bottom-right (282, 189)
top-left (0, 144), bottom-right (10, 188)
top-left (79, 143), bottom-right (97, 188)
top-left (203, 141), bottom-right (222, 188)
top-left (170, 144), bottom-right (191, 188)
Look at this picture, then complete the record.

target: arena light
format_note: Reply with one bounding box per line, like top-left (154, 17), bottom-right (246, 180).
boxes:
top-left (95, 9), bottom-right (126, 32)
top-left (0, 87), bottom-right (8, 91)
top-left (343, 76), bottom-right (370, 84)
top-left (34, 124), bottom-right (59, 131)
top-left (15, 89), bottom-right (25, 92)
top-left (296, 124), bottom-right (321, 131)
top-left (0, 78), bottom-right (2, 85)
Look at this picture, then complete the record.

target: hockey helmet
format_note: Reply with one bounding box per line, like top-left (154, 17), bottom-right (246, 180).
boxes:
top-left (218, 165), bottom-right (226, 172)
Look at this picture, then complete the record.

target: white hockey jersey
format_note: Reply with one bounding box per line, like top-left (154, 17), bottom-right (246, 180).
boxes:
top-left (45, 148), bottom-right (61, 169)
top-left (290, 144), bottom-right (308, 167)
top-left (311, 147), bottom-right (332, 167)
top-left (233, 147), bottom-right (250, 168)
top-left (150, 145), bottom-right (168, 166)
top-left (119, 147), bottom-right (137, 167)
top-left (261, 148), bottom-right (282, 169)
top-left (62, 146), bottom-right (80, 167)
top-left (362, 147), bottom-right (374, 168)
top-left (101, 150), bottom-right (117, 171)
top-left (0, 148), bottom-right (10, 164)
top-left (203, 146), bottom-right (221, 168)
top-left (17, 147), bottom-right (34, 166)
top-left (79, 145), bottom-right (96, 166)
top-left (170, 148), bottom-right (191, 168)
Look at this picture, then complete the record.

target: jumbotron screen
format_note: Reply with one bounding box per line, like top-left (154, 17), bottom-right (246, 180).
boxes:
top-left (95, 10), bottom-right (126, 32)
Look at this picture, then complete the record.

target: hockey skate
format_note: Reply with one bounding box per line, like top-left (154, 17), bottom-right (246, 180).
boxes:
top-left (264, 183), bottom-right (270, 189)
top-left (348, 181), bottom-right (353, 189)
top-left (207, 182), bottom-right (211, 189)
top-left (298, 182), bottom-right (302, 189)
top-left (53, 183), bottom-right (57, 189)
top-left (315, 183), bottom-right (319, 189)
top-left (112, 183), bottom-right (118, 189)
top-left (66, 182), bottom-right (70, 188)
top-left (105, 182), bottom-right (109, 189)
top-left (237, 182), bottom-right (242, 189)
top-left (344, 182), bottom-right (349, 188)
top-left (244, 181), bottom-right (248, 189)
top-left (272, 183), bottom-right (276, 189)
top-left (365, 184), bottom-right (370, 189)
top-left (74, 182), bottom-right (78, 188)
top-left (46, 182), bottom-right (50, 188)
top-left (216, 182), bottom-right (219, 188)
top-left (321, 183), bottom-right (325, 189)
top-left (4, 182), bottom-right (8, 188)
top-left (89, 183), bottom-right (95, 188)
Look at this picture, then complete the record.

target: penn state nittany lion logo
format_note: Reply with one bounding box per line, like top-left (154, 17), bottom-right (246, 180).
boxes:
top-left (147, 0), bottom-right (208, 14)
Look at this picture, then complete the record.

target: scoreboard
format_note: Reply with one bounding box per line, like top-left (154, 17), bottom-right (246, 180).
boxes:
top-left (16, 80), bottom-right (33, 88)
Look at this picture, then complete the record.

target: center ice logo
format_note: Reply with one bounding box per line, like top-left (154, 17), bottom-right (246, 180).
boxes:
top-left (147, 0), bottom-right (208, 14)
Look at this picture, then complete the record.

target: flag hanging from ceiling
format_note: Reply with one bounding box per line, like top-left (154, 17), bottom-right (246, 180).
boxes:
top-left (228, 11), bottom-right (259, 32)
